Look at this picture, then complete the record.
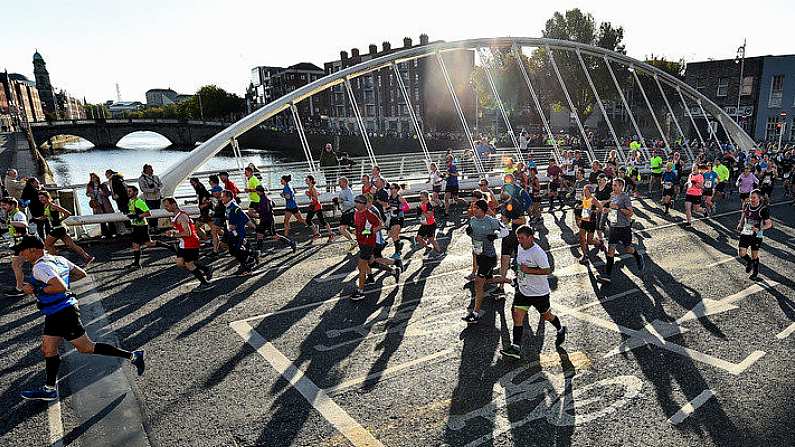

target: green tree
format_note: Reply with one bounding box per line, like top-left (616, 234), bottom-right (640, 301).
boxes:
top-left (645, 54), bottom-right (686, 78)
top-left (469, 49), bottom-right (531, 131)
top-left (180, 85), bottom-right (244, 121)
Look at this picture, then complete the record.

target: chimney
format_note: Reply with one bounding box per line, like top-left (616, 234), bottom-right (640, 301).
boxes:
top-left (369, 44), bottom-right (378, 55)
top-left (351, 48), bottom-right (360, 58)
top-left (340, 50), bottom-right (348, 60)
top-left (419, 34), bottom-right (429, 45)
top-left (403, 37), bottom-right (412, 48)
top-left (382, 41), bottom-right (391, 52)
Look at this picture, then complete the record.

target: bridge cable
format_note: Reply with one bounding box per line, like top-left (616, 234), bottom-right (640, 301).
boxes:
top-left (575, 49), bottom-right (626, 164)
top-left (229, 137), bottom-right (246, 185)
top-left (697, 100), bottom-right (721, 146)
top-left (676, 86), bottom-right (706, 150)
top-left (654, 75), bottom-right (695, 161)
top-left (343, 78), bottom-right (377, 168)
top-left (391, 62), bottom-right (432, 168)
top-left (512, 45), bottom-right (562, 164)
top-left (477, 48), bottom-right (525, 165)
top-left (603, 55), bottom-right (651, 161)
top-left (631, 68), bottom-right (671, 155)
top-left (290, 104), bottom-right (319, 176)
top-left (435, 51), bottom-right (484, 176)
top-left (546, 45), bottom-right (597, 163)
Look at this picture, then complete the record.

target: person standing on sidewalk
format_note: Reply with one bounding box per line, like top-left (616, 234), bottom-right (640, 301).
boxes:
top-left (13, 236), bottom-right (145, 401)
top-left (138, 164), bottom-right (163, 231)
top-left (106, 170), bottom-right (130, 232)
top-left (86, 173), bottom-right (116, 238)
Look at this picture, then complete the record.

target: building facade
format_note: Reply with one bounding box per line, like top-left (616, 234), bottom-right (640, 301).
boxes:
top-left (146, 88), bottom-right (192, 106)
top-left (32, 51), bottom-right (58, 117)
top-left (248, 63), bottom-right (326, 127)
top-left (324, 34), bottom-right (475, 135)
top-left (56, 90), bottom-right (87, 120)
top-left (1, 73), bottom-right (45, 124)
top-left (684, 55), bottom-right (795, 143)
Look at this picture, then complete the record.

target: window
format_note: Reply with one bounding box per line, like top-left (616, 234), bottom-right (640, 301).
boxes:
top-left (765, 115), bottom-right (781, 140)
top-left (399, 104), bottom-right (408, 116)
top-left (769, 75), bottom-right (784, 107)
top-left (696, 77), bottom-right (705, 90)
top-left (364, 91), bottom-right (374, 103)
top-left (363, 77), bottom-right (373, 89)
top-left (335, 105), bottom-right (345, 117)
top-left (366, 105), bottom-right (376, 116)
top-left (741, 76), bottom-right (753, 96)
top-left (716, 78), bottom-right (729, 97)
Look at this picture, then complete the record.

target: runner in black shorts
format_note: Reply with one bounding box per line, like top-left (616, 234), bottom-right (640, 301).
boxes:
top-left (737, 190), bottom-right (772, 280)
top-left (492, 191), bottom-right (526, 297)
top-left (37, 191), bottom-right (94, 267)
top-left (416, 191), bottom-right (443, 257)
top-left (252, 185), bottom-right (296, 253)
top-left (385, 183), bottom-right (407, 260)
top-left (597, 178), bottom-right (645, 284)
top-left (577, 185), bottom-right (604, 264)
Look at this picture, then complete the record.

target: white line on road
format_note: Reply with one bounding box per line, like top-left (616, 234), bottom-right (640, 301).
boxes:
top-left (704, 256), bottom-right (738, 269)
top-left (47, 398), bottom-right (64, 447)
top-left (775, 322), bottom-right (795, 340)
top-left (561, 289), bottom-right (641, 313)
top-left (230, 321), bottom-right (384, 447)
top-left (668, 389), bottom-right (715, 425)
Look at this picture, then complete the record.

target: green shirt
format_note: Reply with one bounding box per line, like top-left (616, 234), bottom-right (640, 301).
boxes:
top-left (629, 141), bottom-right (641, 151)
top-left (129, 198), bottom-right (150, 226)
top-left (650, 156), bottom-right (663, 174)
top-left (246, 176), bottom-right (261, 203)
top-left (713, 164), bottom-right (730, 182)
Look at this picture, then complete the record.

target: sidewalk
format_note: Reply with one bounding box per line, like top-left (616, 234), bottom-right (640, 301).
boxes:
top-left (0, 131), bottom-right (40, 178)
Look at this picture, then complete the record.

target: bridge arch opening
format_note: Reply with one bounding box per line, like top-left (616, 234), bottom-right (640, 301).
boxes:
top-left (44, 134), bottom-right (96, 150)
top-left (117, 131), bottom-right (173, 149)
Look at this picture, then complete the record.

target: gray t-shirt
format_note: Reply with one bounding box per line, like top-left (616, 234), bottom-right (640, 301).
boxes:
top-left (337, 187), bottom-right (354, 212)
top-left (469, 215), bottom-right (502, 257)
top-left (607, 192), bottom-right (633, 227)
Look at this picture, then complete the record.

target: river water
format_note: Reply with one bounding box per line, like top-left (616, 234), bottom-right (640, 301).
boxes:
top-left (48, 132), bottom-right (296, 214)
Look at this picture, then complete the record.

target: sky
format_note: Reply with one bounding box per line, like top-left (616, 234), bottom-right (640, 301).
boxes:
top-left (1, 0), bottom-right (792, 104)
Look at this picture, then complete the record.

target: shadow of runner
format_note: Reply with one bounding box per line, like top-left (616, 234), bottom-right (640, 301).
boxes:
top-left (63, 394), bottom-right (126, 446)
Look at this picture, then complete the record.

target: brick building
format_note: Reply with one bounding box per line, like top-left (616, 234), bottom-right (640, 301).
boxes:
top-left (1, 73), bottom-right (45, 124)
top-left (248, 63), bottom-right (326, 127)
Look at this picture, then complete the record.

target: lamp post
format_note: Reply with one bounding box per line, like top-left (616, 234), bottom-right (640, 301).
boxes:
top-left (734, 39), bottom-right (746, 126)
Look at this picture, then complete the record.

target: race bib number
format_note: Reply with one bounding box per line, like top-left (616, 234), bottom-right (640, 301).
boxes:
top-left (472, 240), bottom-right (484, 255)
top-left (704, 180), bottom-right (712, 188)
top-left (741, 223), bottom-right (754, 236)
top-left (582, 208), bottom-right (592, 220)
top-left (575, 190), bottom-right (583, 200)
top-left (420, 215), bottom-right (428, 225)
top-left (664, 181), bottom-right (673, 189)
top-left (763, 177), bottom-right (772, 185)
top-left (609, 209), bottom-right (620, 225)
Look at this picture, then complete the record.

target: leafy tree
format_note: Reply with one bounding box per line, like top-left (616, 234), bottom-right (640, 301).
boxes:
top-left (179, 85), bottom-right (244, 121)
top-left (469, 49), bottom-right (532, 132)
top-left (645, 54), bottom-right (686, 78)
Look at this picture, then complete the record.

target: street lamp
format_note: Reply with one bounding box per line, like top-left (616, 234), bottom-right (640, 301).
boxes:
top-left (734, 39), bottom-right (746, 125)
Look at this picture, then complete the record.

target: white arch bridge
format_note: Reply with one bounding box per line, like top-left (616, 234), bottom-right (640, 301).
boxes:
top-left (159, 36), bottom-right (753, 197)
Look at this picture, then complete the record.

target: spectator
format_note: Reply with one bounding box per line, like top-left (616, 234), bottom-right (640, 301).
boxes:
top-left (4, 169), bottom-right (26, 199)
top-left (106, 170), bottom-right (129, 215)
top-left (138, 164), bottom-right (163, 230)
top-left (21, 178), bottom-right (46, 239)
top-left (86, 172), bottom-right (116, 238)
top-left (319, 143), bottom-right (339, 191)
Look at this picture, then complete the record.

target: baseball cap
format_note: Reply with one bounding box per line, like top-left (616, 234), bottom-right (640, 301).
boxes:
top-left (13, 235), bottom-right (45, 255)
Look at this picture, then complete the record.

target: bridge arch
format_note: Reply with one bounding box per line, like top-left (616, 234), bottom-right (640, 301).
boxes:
top-left (160, 37), bottom-right (756, 195)
top-left (115, 130), bottom-right (174, 149)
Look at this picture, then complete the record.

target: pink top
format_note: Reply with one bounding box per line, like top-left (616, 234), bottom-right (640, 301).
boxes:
top-left (686, 173), bottom-right (704, 196)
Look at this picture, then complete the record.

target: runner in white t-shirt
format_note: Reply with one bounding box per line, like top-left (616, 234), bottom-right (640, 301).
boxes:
top-left (500, 225), bottom-right (567, 359)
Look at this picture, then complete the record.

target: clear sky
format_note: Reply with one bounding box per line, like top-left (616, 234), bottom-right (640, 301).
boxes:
top-left (1, 0), bottom-right (792, 104)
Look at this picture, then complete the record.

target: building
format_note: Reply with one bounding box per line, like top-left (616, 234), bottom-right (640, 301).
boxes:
top-left (56, 90), bottom-right (86, 120)
top-left (248, 63), bottom-right (326, 127)
top-left (324, 34), bottom-right (475, 134)
top-left (146, 88), bottom-right (192, 106)
top-left (32, 51), bottom-right (58, 117)
top-left (684, 55), bottom-right (795, 143)
top-left (107, 101), bottom-right (144, 117)
top-left (1, 73), bottom-right (45, 124)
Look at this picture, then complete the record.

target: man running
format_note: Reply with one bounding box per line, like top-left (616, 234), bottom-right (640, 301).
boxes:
top-left (701, 163), bottom-right (719, 216)
top-left (126, 185), bottom-right (157, 269)
top-left (444, 154), bottom-right (461, 217)
top-left (221, 190), bottom-right (257, 275)
top-left (737, 190), bottom-right (773, 280)
top-left (162, 198), bottom-right (213, 287)
top-left (14, 236), bottom-right (144, 401)
top-left (500, 225), bottom-right (566, 359)
top-left (252, 185), bottom-right (296, 253)
top-left (2, 197), bottom-right (29, 297)
top-left (334, 177), bottom-right (357, 251)
top-left (462, 199), bottom-right (508, 324)
top-left (649, 150), bottom-right (664, 195)
top-left (597, 178), bottom-right (645, 284)
top-left (37, 191), bottom-right (94, 267)
top-left (243, 166), bottom-right (262, 222)
top-left (350, 195), bottom-right (400, 300)
top-left (661, 163), bottom-right (677, 215)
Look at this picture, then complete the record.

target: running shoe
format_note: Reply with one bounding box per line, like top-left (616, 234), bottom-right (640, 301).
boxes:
top-left (349, 290), bottom-right (366, 301)
top-left (204, 266), bottom-right (214, 281)
top-left (392, 266), bottom-right (401, 281)
top-left (21, 386), bottom-right (58, 401)
top-left (556, 326), bottom-right (567, 346)
top-left (462, 311), bottom-right (481, 324)
top-left (394, 259), bottom-right (404, 272)
top-left (366, 274), bottom-right (376, 284)
top-left (749, 272), bottom-right (759, 281)
top-left (579, 256), bottom-right (589, 265)
top-left (4, 288), bottom-right (25, 297)
top-left (464, 272), bottom-right (477, 281)
top-left (291, 239), bottom-right (298, 253)
top-left (500, 344), bottom-right (522, 359)
top-left (126, 263), bottom-right (142, 270)
top-left (82, 256), bottom-right (95, 268)
top-left (636, 253), bottom-right (646, 273)
top-left (131, 350), bottom-right (146, 376)
top-left (745, 260), bottom-right (753, 274)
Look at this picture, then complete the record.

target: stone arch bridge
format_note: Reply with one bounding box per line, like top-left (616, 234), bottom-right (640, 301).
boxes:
top-left (29, 119), bottom-right (229, 148)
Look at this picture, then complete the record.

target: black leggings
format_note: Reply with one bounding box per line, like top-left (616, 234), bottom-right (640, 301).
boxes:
top-left (306, 208), bottom-right (326, 226)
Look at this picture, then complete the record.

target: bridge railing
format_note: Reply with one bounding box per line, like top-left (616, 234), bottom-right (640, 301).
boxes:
top-left (30, 118), bottom-right (233, 127)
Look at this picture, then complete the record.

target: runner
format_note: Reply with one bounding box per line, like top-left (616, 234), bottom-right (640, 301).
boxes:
top-left (126, 185), bottom-right (157, 269)
top-left (577, 185), bottom-right (604, 264)
top-left (649, 149), bottom-right (663, 195)
top-left (2, 197), bottom-right (29, 297)
top-left (243, 166), bottom-right (262, 223)
top-left (37, 191), bottom-right (94, 267)
top-left (349, 195), bottom-right (401, 301)
top-left (14, 236), bottom-right (144, 401)
top-left (251, 185), bottom-right (296, 253)
top-left (161, 198), bottom-right (213, 287)
top-left (597, 178), bottom-right (645, 284)
top-left (428, 162), bottom-right (444, 209)
top-left (209, 186), bottom-right (227, 256)
top-left (546, 159), bottom-right (564, 211)
top-left (713, 159), bottom-right (730, 203)
top-left (462, 199), bottom-right (509, 324)
top-left (443, 154), bottom-right (462, 217)
top-left (415, 191), bottom-right (443, 257)
top-left (736, 189), bottom-right (772, 281)
top-left (219, 171), bottom-right (240, 202)
top-left (492, 191), bottom-right (527, 297)
top-left (386, 183), bottom-right (408, 260)
top-left (333, 177), bottom-right (358, 251)
top-left (684, 164), bottom-right (705, 226)
top-left (221, 190), bottom-right (257, 275)
top-left (701, 163), bottom-right (719, 216)
top-left (280, 175), bottom-right (306, 239)
top-left (759, 165), bottom-right (776, 200)
top-left (661, 163), bottom-right (677, 215)
top-left (304, 175), bottom-right (334, 243)
top-left (593, 175), bottom-right (612, 246)
top-left (500, 225), bottom-right (566, 359)
top-left (736, 166), bottom-right (758, 209)
top-left (529, 167), bottom-right (542, 224)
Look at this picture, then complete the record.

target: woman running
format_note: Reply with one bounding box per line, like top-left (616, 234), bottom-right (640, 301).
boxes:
top-left (736, 166), bottom-right (759, 209)
top-left (38, 191), bottom-right (94, 267)
top-left (684, 164), bottom-right (704, 226)
top-left (737, 190), bottom-right (772, 280)
top-left (386, 183), bottom-right (408, 259)
top-left (577, 185), bottom-right (604, 264)
top-left (304, 175), bottom-right (334, 242)
top-left (701, 163), bottom-right (719, 216)
top-left (280, 175), bottom-right (306, 239)
top-left (415, 191), bottom-right (443, 258)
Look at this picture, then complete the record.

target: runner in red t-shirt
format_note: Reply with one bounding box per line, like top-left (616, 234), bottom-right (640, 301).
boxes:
top-left (163, 198), bottom-right (213, 288)
top-left (415, 191), bottom-right (443, 257)
top-left (349, 195), bottom-right (401, 300)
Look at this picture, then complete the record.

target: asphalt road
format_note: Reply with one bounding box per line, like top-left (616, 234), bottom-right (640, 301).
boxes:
top-left (2, 189), bottom-right (794, 447)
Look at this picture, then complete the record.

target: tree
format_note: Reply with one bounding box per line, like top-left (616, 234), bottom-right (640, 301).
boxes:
top-left (645, 54), bottom-right (686, 78)
top-left (529, 9), bottom-right (628, 124)
top-left (469, 49), bottom-right (532, 134)
top-left (179, 85), bottom-right (245, 121)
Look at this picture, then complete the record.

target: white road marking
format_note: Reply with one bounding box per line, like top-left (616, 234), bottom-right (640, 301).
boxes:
top-left (721, 280), bottom-right (780, 305)
top-left (775, 322), bottom-right (795, 340)
top-left (675, 299), bottom-right (739, 325)
top-left (704, 256), bottom-right (738, 269)
top-left (230, 321), bottom-right (384, 447)
top-left (561, 289), bottom-right (641, 313)
top-left (47, 398), bottom-right (64, 447)
top-left (325, 348), bottom-right (457, 395)
top-left (668, 389), bottom-right (715, 425)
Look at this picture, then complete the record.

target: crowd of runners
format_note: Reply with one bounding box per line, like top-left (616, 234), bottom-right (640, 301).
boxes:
top-left (1, 141), bottom-right (792, 401)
